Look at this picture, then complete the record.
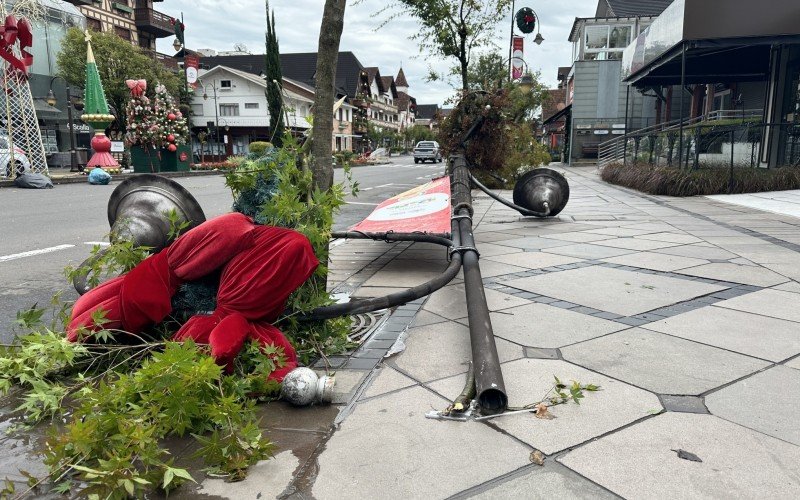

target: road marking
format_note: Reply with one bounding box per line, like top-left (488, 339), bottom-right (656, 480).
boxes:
top-left (0, 244), bottom-right (75, 263)
top-left (346, 201), bottom-right (379, 206)
top-left (374, 183), bottom-right (394, 188)
top-left (361, 187), bottom-right (373, 191)
top-left (84, 241), bottom-right (110, 247)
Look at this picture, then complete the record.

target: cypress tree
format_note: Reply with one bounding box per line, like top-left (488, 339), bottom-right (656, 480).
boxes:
top-left (265, 1), bottom-right (285, 147)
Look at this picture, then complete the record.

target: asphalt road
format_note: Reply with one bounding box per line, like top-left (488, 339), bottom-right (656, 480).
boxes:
top-left (0, 155), bottom-right (445, 343)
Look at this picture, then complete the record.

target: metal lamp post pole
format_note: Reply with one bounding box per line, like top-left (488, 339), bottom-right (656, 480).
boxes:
top-left (508, 0), bottom-right (516, 82)
top-left (213, 84), bottom-right (219, 158)
top-left (65, 85), bottom-right (78, 172)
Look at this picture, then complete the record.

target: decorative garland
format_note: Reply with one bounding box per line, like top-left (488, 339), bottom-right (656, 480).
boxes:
top-left (515, 7), bottom-right (536, 35)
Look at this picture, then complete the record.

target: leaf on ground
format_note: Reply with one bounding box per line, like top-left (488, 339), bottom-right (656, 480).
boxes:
top-left (534, 402), bottom-right (554, 420)
top-left (530, 450), bottom-right (545, 466)
top-left (671, 449), bottom-right (702, 462)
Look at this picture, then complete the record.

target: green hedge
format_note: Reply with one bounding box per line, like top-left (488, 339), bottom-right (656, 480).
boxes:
top-left (601, 162), bottom-right (800, 196)
top-left (248, 141), bottom-right (272, 155)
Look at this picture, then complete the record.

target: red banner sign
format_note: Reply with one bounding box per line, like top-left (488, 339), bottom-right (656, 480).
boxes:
top-left (351, 176), bottom-right (451, 235)
top-left (185, 54), bottom-right (199, 89)
top-left (511, 36), bottom-right (524, 80)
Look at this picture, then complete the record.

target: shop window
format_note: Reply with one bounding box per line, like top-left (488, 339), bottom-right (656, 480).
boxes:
top-left (219, 104), bottom-right (239, 116)
top-left (584, 24), bottom-right (631, 61)
top-left (115, 27), bottom-right (131, 41)
top-left (87, 18), bottom-right (102, 32)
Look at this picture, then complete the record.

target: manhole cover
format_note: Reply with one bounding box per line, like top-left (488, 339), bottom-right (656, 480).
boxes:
top-left (348, 310), bottom-right (389, 345)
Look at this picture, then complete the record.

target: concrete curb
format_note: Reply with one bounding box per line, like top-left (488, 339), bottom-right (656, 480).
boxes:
top-left (0, 169), bottom-right (226, 188)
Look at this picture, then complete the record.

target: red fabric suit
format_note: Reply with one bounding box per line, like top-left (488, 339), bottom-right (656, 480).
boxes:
top-left (68, 213), bottom-right (319, 381)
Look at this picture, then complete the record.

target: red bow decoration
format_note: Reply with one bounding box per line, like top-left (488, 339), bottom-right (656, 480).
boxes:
top-left (67, 213), bottom-right (320, 382)
top-left (126, 79), bottom-right (147, 97)
top-left (0, 15), bottom-right (34, 76)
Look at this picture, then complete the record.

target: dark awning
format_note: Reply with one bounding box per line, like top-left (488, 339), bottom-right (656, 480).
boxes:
top-left (622, 0), bottom-right (800, 86)
top-left (543, 104), bottom-right (571, 126)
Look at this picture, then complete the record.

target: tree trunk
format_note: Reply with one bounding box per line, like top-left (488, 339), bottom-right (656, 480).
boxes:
top-left (312, 0), bottom-right (346, 192)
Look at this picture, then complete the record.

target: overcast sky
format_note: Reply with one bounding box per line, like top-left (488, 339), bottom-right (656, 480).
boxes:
top-left (157, 0), bottom-right (597, 106)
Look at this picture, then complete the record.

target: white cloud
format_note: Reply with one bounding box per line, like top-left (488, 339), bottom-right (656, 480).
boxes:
top-left (158, 0), bottom-right (597, 106)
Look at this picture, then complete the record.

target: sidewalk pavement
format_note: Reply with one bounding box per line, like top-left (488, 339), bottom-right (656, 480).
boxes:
top-left (3, 164), bottom-right (800, 498)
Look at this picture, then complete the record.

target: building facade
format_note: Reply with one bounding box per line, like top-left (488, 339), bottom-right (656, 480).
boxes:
top-left (191, 65), bottom-right (356, 157)
top-left (66, 0), bottom-right (174, 51)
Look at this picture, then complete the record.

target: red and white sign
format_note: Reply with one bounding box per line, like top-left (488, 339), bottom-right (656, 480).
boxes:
top-left (185, 54), bottom-right (200, 89)
top-left (512, 36), bottom-right (524, 80)
top-left (351, 176), bottom-right (451, 235)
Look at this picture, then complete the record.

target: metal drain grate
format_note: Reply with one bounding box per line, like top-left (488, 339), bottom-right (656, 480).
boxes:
top-left (348, 310), bottom-right (389, 345)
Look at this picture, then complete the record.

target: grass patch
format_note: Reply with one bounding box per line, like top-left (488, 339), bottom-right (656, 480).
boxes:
top-left (600, 162), bottom-right (800, 196)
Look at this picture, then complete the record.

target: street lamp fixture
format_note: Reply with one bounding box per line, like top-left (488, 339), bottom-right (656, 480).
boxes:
top-left (534, 32), bottom-right (544, 45)
top-left (172, 38), bottom-right (182, 52)
top-left (518, 74), bottom-right (535, 93)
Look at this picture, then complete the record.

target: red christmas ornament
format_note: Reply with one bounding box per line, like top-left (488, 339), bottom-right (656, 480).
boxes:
top-left (168, 143), bottom-right (177, 152)
top-left (167, 134), bottom-right (175, 142)
top-left (168, 112), bottom-right (176, 121)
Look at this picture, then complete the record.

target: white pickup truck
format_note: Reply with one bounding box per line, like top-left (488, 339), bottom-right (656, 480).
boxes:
top-left (413, 141), bottom-right (443, 164)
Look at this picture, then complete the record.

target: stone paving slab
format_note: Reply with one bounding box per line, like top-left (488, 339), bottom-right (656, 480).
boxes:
top-left (559, 413), bottom-right (800, 499)
top-left (494, 236), bottom-right (576, 251)
top-left (422, 282), bottom-right (530, 320)
top-left (600, 251), bottom-right (709, 272)
top-left (541, 243), bottom-right (635, 260)
top-left (673, 262), bottom-right (789, 287)
top-left (360, 259), bottom-right (447, 287)
top-left (632, 232), bottom-right (704, 244)
top-left (391, 320), bottom-right (524, 383)
top-left (705, 365), bottom-right (800, 445)
top-left (431, 359), bottom-right (661, 455)
top-left (653, 244), bottom-right (740, 260)
top-left (500, 266), bottom-right (725, 317)
top-left (714, 289), bottom-right (800, 322)
top-left (467, 462), bottom-right (619, 500)
top-left (561, 328), bottom-right (770, 395)
top-left (786, 356), bottom-right (800, 370)
top-left (480, 302), bottom-right (626, 348)
top-left (775, 281), bottom-right (800, 293)
top-left (360, 366), bottom-right (417, 399)
top-left (645, 306), bottom-right (800, 362)
top-left (485, 251), bottom-right (584, 269)
top-left (593, 238), bottom-right (681, 251)
top-left (311, 386), bottom-right (532, 500)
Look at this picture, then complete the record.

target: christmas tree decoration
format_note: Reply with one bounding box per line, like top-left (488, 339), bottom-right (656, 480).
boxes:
top-left (0, 13), bottom-right (48, 178)
top-left (80, 30), bottom-right (119, 173)
top-left (152, 83), bottom-right (188, 150)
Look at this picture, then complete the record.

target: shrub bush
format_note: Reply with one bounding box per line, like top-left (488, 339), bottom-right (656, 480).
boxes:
top-left (248, 141), bottom-right (273, 156)
top-left (601, 162), bottom-right (800, 196)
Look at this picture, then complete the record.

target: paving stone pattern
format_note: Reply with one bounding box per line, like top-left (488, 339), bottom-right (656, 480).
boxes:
top-left (305, 166), bottom-right (800, 499)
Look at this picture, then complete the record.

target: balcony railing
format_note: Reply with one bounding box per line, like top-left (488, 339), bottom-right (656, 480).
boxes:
top-left (135, 7), bottom-right (174, 38)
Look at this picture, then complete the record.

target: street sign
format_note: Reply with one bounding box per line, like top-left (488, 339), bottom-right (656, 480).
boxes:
top-left (351, 176), bottom-right (451, 235)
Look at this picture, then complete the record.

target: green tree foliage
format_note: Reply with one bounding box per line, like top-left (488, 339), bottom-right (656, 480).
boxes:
top-left (56, 28), bottom-right (183, 131)
top-left (466, 52), bottom-right (507, 91)
top-left (438, 79), bottom-right (551, 188)
top-left (382, 0), bottom-right (512, 90)
top-left (265, 1), bottom-right (285, 147)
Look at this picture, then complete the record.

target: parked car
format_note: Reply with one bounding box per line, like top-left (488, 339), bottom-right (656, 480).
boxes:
top-left (0, 136), bottom-right (30, 178)
top-left (413, 141), bottom-right (443, 164)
